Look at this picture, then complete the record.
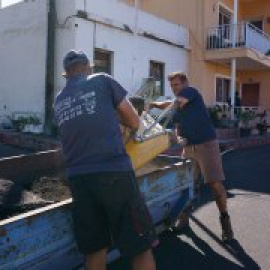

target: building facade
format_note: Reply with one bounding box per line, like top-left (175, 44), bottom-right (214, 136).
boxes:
top-left (127, 0), bottom-right (270, 113)
top-left (0, 0), bottom-right (189, 125)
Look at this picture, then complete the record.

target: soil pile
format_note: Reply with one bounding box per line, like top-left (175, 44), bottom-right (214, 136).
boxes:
top-left (31, 176), bottom-right (71, 202)
top-left (0, 179), bottom-right (50, 220)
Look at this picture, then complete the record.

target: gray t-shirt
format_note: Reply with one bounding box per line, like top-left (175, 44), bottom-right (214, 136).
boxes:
top-left (54, 73), bottom-right (132, 176)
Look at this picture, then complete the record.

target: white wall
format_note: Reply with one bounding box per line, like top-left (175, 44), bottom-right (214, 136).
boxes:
top-left (72, 0), bottom-right (189, 96)
top-left (0, 0), bottom-right (189, 121)
top-left (54, 0), bottom-right (76, 94)
top-left (0, 0), bottom-right (47, 117)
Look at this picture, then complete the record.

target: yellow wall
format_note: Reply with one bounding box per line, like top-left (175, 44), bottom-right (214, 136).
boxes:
top-left (125, 0), bottom-right (270, 106)
top-left (241, 0), bottom-right (270, 35)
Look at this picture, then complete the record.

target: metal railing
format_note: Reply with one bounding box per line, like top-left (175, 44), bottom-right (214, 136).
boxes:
top-left (206, 22), bottom-right (270, 55)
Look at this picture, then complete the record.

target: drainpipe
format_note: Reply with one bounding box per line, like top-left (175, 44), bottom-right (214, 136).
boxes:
top-left (44, 0), bottom-right (56, 134)
top-left (230, 0), bottom-right (238, 112)
top-left (131, 0), bottom-right (140, 92)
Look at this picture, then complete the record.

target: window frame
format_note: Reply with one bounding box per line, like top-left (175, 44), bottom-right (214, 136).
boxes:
top-left (94, 48), bottom-right (114, 75)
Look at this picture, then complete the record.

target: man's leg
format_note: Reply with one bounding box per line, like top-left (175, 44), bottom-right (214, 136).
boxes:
top-left (85, 248), bottom-right (108, 270)
top-left (68, 175), bottom-right (112, 270)
top-left (132, 249), bottom-right (156, 270)
top-left (208, 181), bottom-right (228, 214)
top-left (208, 181), bottom-right (234, 241)
top-left (195, 140), bottom-right (234, 241)
top-left (99, 171), bottom-right (157, 269)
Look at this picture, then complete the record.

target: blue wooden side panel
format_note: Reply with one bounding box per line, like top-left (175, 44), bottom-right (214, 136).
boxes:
top-left (0, 162), bottom-right (194, 269)
top-left (0, 205), bottom-right (82, 270)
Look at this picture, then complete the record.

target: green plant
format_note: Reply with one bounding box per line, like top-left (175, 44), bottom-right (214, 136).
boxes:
top-left (208, 106), bottom-right (222, 127)
top-left (238, 110), bottom-right (256, 128)
top-left (28, 116), bottom-right (42, 126)
top-left (11, 115), bottom-right (42, 131)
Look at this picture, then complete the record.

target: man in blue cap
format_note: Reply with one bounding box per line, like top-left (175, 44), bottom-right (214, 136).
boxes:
top-left (54, 50), bottom-right (157, 270)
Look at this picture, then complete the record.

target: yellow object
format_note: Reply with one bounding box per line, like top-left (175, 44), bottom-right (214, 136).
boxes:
top-left (125, 134), bottom-right (170, 170)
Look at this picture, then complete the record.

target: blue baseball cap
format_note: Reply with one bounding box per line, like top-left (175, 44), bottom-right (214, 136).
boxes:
top-left (63, 50), bottom-right (91, 71)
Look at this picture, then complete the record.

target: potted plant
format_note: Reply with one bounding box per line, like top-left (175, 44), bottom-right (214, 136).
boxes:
top-left (11, 115), bottom-right (43, 134)
top-left (238, 110), bottom-right (256, 137)
top-left (11, 116), bottom-right (29, 132)
top-left (208, 105), bottom-right (222, 127)
top-left (24, 116), bottom-right (43, 134)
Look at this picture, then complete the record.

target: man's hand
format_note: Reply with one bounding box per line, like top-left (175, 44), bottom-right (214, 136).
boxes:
top-left (176, 97), bottom-right (189, 109)
top-left (149, 101), bottom-right (173, 110)
top-left (170, 133), bottom-right (188, 146)
top-left (117, 99), bottom-right (140, 130)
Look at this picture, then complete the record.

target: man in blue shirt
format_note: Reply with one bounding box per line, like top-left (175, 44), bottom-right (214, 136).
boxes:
top-left (150, 72), bottom-right (234, 242)
top-left (54, 50), bottom-right (157, 270)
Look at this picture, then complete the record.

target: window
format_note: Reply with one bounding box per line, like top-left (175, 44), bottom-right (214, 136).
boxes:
top-left (94, 49), bottom-right (113, 75)
top-left (219, 6), bottom-right (233, 40)
top-left (219, 6), bottom-right (232, 26)
top-left (216, 77), bottom-right (230, 103)
top-left (149, 61), bottom-right (164, 98)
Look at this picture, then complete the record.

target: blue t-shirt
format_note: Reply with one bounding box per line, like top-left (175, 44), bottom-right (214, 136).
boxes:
top-left (172, 87), bottom-right (216, 145)
top-left (54, 73), bottom-right (133, 176)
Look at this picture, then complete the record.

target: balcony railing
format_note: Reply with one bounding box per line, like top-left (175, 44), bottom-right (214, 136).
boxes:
top-left (206, 22), bottom-right (270, 55)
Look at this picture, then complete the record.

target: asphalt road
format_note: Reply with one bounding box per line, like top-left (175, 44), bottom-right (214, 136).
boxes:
top-left (109, 145), bottom-right (270, 270)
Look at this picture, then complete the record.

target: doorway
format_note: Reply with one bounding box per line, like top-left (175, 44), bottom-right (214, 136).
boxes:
top-left (241, 83), bottom-right (260, 107)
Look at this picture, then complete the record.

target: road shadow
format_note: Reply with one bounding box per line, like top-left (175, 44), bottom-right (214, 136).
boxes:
top-left (153, 229), bottom-right (244, 270)
top-left (109, 229), bottom-right (258, 270)
top-left (190, 215), bottom-right (260, 270)
top-left (109, 215), bottom-right (259, 270)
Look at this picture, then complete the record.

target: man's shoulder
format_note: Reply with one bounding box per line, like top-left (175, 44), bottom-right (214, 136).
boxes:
top-left (86, 72), bottom-right (111, 83)
top-left (185, 86), bottom-right (199, 93)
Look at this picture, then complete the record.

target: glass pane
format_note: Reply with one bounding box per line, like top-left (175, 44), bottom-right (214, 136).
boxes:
top-left (219, 7), bottom-right (232, 26)
top-left (150, 61), bottom-right (164, 97)
top-left (94, 50), bottom-right (112, 75)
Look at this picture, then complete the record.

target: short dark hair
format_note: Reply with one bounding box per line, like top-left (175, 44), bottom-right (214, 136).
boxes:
top-left (168, 71), bottom-right (188, 83)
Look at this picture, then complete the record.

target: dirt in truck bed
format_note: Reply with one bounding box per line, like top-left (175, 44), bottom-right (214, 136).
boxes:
top-left (31, 176), bottom-right (71, 202)
top-left (0, 176), bottom-right (71, 221)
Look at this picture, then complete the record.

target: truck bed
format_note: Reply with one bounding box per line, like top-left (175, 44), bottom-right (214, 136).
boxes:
top-left (0, 154), bottom-right (194, 269)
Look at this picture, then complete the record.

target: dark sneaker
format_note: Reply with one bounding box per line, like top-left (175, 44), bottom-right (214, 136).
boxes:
top-left (220, 214), bottom-right (234, 242)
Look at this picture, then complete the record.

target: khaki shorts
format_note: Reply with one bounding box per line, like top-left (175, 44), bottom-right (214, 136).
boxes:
top-left (183, 140), bottom-right (225, 184)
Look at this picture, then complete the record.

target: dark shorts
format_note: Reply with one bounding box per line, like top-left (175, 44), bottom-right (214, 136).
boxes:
top-left (69, 171), bottom-right (157, 257)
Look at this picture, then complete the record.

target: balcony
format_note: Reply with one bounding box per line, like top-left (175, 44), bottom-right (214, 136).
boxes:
top-left (205, 22), bottom-right (270, 69)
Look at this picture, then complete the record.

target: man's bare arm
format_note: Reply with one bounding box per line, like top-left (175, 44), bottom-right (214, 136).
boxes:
top-left (149, 101), bottom-right (173, 110)
top-left (117, 99), bottom-right (140, 130)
